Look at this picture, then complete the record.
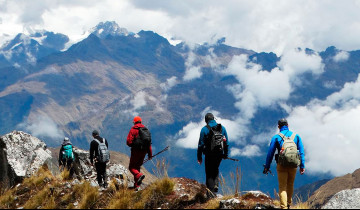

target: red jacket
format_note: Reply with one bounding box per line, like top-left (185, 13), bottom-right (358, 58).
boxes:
top-left (127, 123), bottom-right (153, 157)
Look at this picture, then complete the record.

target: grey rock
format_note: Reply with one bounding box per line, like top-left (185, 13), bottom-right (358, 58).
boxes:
top-left (322, 188), bottom-right (360, 209)
top-left (0, 131), bottom-right (53, 189)
top-left (220, 198), bottom-right (241, 209)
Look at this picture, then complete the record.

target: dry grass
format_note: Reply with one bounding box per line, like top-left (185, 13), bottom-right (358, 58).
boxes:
top-left (152, 158), bottom-right (169, 178)
top-left (107, 177), bottom-right (175, 209)
top-left (22, 165), bottom-right (53, 189)
top-left (23, 186), bottom-right (52, 209)
top-left (73, 181), bottom-right (100, 209)
top-left (219, 166), bottom-right (242, 196)
top-left (0, 189), bottom-right (16, 209)
top-left (60, 168), bottom-right (71, 181)
top-left (292, 195), bottom-right (310, 209)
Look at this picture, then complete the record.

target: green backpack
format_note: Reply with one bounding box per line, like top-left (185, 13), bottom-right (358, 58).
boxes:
top-left (278, 133), bottom-right (300, 168)
top-left (62, 145), bottom-right (74, 160)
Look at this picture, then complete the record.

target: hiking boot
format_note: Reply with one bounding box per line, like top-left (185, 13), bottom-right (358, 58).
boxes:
top-left (137, 175), bottom-right (145, 186)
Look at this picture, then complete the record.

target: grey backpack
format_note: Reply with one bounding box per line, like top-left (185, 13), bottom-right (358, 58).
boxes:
top-left (94, 138), bottom-right (110, 163)
top-left (278, 133), bottom-right (300, 168)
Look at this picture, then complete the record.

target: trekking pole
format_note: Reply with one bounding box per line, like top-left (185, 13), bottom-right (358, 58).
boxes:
top-left (225, 157), bottom-right (239, 162)
top-left (143, 146), bottom-right (170, 164)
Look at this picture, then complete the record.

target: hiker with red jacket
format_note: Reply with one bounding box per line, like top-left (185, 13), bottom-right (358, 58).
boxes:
top-left (127, 116), bottom-right (153, 189)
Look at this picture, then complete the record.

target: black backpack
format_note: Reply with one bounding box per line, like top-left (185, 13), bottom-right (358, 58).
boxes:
top-left (206, 124), bottom-right (224, 154)
top-left (132, 127), bottom-right (152, 151)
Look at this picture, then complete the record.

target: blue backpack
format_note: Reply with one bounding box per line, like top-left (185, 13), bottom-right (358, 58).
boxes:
top-left (62, 144), bottom-right (74, 160)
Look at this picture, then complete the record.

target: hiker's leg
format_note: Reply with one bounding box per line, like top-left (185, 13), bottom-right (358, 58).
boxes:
top-left (213, 156), bottom-right (222, 192)
top-left (95, 163), bottom-right (103, 186)
top-left (129, 150), bottom-right (146, 187)
top-left (205, 155), bottom-right (218, 193)
top-left (102, 163), bottom-right (108, 187)
top-left (286, 168), bottom-right (297, 207)
top-left (277, 165), bottom-right (289, 209)
top-left (67, 159), bottom-right (74, 178)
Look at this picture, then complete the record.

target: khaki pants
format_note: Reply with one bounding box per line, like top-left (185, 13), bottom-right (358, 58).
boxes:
top-left (277, 165), bottom-right (297, 209)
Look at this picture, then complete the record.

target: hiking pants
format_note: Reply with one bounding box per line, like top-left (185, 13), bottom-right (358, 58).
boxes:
top-left (205, 155), bottom-right (223, 193)
top-left (129, 149), bottom-right (147, 187)
top-left (95, 162), bottom-right (107, 186)
top-left (277, 165), bottom-right (297, 209)
top-left (61, 159), bottom-right (74, 178)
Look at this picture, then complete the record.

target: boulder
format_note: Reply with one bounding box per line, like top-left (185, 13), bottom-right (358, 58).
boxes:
top-left (322, 188), bottom-right (360, 209)
top-left (71, 148), bottom-right (134, 187)
top-left (0, 131), bottom-right (53, 189)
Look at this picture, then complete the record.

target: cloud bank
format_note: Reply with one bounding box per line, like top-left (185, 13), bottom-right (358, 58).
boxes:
top-left (2, 1), bottom-right (360, 54)
top-left (18, 115), bottom-right (64, 141)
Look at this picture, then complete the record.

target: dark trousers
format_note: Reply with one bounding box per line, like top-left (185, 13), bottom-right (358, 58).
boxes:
top-left (95, 162), bottom-right (107, 186)
top-left (129, 149), bottom-right (147, 187)
top-left (205, 155), bottom-right (223, 193)
top-left (61, 159), bottom-right (74, 178)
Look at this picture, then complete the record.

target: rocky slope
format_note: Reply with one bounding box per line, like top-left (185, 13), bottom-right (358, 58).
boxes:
top-left (0, 131), bottom-right (156, 190)
top-left (307, 168), bottom-right (360, 208)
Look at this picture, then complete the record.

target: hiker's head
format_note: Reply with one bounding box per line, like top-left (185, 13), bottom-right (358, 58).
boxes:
top-left (278, 118), bottom-right (288, 129)
top-left (63, 137), bottom-right (70, 143)
top-left (92, 130), bottom-right (99, 137)
top-left (205, 113), bottom-right (215, 124)
top-left (133, 116), bottom-right (142, 124)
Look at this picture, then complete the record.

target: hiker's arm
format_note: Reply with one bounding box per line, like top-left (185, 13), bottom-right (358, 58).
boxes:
top-left (197, 127), bottom-right (206, 163)
top-left (59, 147), bottom-right (63, 165)
top-left (265, 137), bottom-right (277, 169)
top-left (223, 126), bottom-right (229, 158)
top-left (126, 129), bottom-right (135, 147)
top-left (89, 141), bottom-right (95, 165)
top-left (297, 135), bottom-right (305, 170)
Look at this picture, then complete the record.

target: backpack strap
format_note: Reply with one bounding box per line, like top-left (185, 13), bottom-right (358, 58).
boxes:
top-left (278, 132), bottom-right (297, 142)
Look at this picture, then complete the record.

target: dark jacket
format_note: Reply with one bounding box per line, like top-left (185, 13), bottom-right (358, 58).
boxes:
top-left (89, 136), bottom-right (109, 165)
top-left (197, 120), bottom-right (229, 161)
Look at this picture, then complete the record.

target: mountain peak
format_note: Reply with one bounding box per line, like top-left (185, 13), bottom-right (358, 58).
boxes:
top-left (90, 21), bottom-right (130, 39)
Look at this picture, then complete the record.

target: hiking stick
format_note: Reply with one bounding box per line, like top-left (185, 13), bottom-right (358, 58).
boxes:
top-left (225, 157), bottom-right (239, 162)
top-left (143, 146), bottom-right (170, 164)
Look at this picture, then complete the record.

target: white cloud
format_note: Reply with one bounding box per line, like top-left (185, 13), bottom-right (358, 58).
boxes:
top-left (333, 50), bottom-right (350, 63)
top-left (285, 75), bottom-right (360, 176)
top-left (131, 91), bottom-right (147, 111)
top-left (160, 76), bottom-right (178, 92)
top-left (175, 108), bottom-right (249, 149)
top-left (222, 49), bottom-right (323, 121)
top-left (18, 115), bottom-right (64, 140)
top-left (230, 145), bottom-right (262, 158)
top-left (2, 1), bottom-right (360, 54)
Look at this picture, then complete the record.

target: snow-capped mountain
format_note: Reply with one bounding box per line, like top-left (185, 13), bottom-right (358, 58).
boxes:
top-left (0, 31), bottom-right (69, 68)
top-left (90, 21), bottom-right (132, 39)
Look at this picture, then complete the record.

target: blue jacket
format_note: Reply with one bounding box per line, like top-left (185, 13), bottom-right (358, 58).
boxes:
top-left (197, 120), bottom-right (229, 160)
top-left (265, 126), bottom-right (305, 169)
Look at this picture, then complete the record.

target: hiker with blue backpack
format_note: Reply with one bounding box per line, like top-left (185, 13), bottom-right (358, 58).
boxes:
top-left (197, 113), bottom-right (229, 198)
top-left (89, 130), bottom-right (110, 188)
top-left (263, 119), bottom-right (305, 209)
top-left (59, 137), bottom-right (75, 177)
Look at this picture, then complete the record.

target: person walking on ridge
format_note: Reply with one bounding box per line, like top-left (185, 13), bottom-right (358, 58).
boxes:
top-left (127, 116), bottom-right (153, 190)
top-left (89, 130), bottom-right (110, 188)
top-left (197, 113), bottom-right (229, 198)
top-left (263, 119), bottom-right (305, 209)
top-left (59, 137), bottom-right (75, 178)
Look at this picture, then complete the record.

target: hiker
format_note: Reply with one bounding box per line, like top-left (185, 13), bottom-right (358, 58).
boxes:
top-left (263, 119), bottom-right (305, 209)
top-left (59, 137), bottom-right (75, 177)
top-left (89, 130), bottom-right (110, 188)
top-left (126, 116), bottom-right (153, 190)
top-left (197, 113), bottom-right (229, 197)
